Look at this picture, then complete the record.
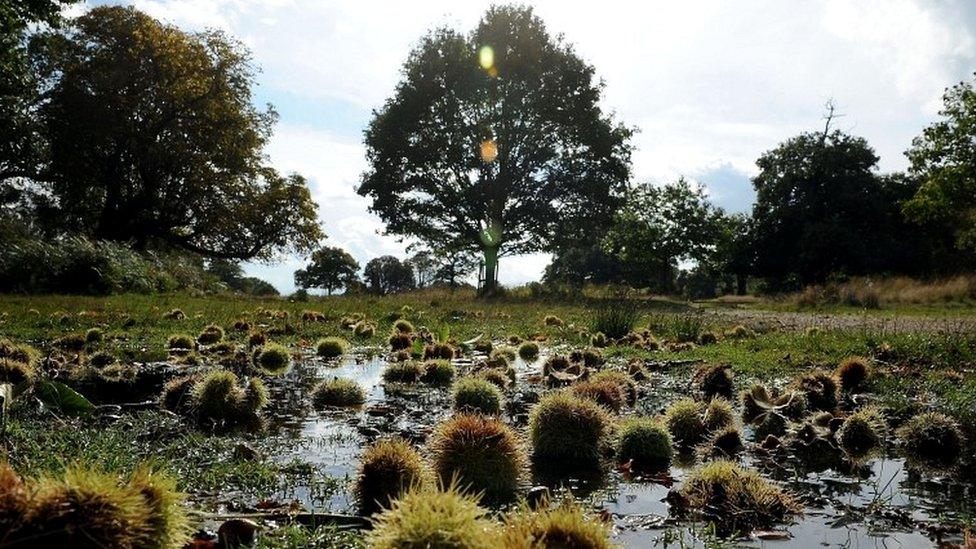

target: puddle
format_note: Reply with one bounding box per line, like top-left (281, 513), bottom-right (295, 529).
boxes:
top-left (241, 349), bottom-right (972, 548)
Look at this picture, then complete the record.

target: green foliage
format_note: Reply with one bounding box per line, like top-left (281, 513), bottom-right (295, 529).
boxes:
top-left (254, 343), bottom-right (291, 374)
top-left (34, 380), bottom-right (94, 416)
top-left (664, 398), bottom-right (705, 448)
top-left (529, 391), bottom-right (610, 467)
top-left (358, 5), bottom-right (632, 292)
top-left (429, 413), bottom-right (524, 502)
top-left (294, 246), bottom-right (360, 295)
top-left (617, 417), bottom-right (672, 472)
top-left (28, 6), bottom-right (322, 261)
top-left (591, 298), bottom-right (641, 340)
top-left (190, 370), bottom-right (266, 425)
top-left (363, 256), bottom-right (415, 295)
top-left (355, 439), bottom-right (425, 515)
top-left (311, 378), bottom-right (365, 408)
top-left (452, 377), bottom-right (503, 415)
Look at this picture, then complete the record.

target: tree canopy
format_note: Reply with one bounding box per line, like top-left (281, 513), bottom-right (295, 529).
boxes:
top-left (904, 73), bottom-right (976, 263)
top-left (25, 6), bottom-right (321, 261)
top-left (294, 246), bottom-right (360, 295)
top-left (358, 5), bottom-right (632, 294)
top-left (363, 256), bottom-right (416, 295)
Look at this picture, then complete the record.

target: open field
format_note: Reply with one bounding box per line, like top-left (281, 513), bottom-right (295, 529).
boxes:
top-left (1, 292), bottom-right (975, 547)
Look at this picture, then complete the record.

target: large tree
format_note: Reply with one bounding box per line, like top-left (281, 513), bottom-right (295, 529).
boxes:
top-left (358, 5), bottom-right (632, 295)
top-left (28, 6), bottom-right (321, 260)
top-left (294, 246), bottom-right (360, 295)
top-left (363, 256), bottom-right (415, 295)
top-left (903, 73), bottom-right (976, 266)
top-left (749, 127), bottom-right (928, 285)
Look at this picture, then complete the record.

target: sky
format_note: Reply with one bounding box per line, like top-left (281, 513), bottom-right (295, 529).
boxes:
top-left (85, 0), bottom-right (976, 293)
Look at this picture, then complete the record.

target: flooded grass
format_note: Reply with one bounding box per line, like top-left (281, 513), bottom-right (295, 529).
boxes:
top-left (1, 294), bottom-right (975, 546)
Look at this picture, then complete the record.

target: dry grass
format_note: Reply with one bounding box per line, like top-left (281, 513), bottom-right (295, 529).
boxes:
top-left (794, 275), bottom-right (976, 308)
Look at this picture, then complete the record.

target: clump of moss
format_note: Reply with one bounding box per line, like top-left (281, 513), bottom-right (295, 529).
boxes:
top-left (393, 319), bottom-right (414, 333)
top-left (529, 391), bottom-right (610, 467)
top-left (499, 499), bottom-right (613, 549)
top-left (354, 321), bottom-right (377, 338)
top-left (664, 398), bottom-right (706, 448)
top-left (232, 319), bottom-right (250, 332)
top-left (190, 370), bottom-right (266, 425)
top-left (792, 370), bottom-right (839, 412)
top-left (544, 315), bottom-right (565, 328)
top-left (355, 439), bottom-right (426, 515)
top-left (617, 416), bottom-right (673, 472)
top-left (590, 332), bottom-right (608, 348)
top-left (197, 324), bottom-right (224, 345)
top-left (423, 343), bottom-right (456, 360)
top-left (163, 308), bottom-right (186, 320)
top-left (85, 327), bottom-right (105, 345)
top-left (590, 369), bottom-right (637, 406)
top-left (367, 482), bottom-right (497, 549)
top-left (835, 356), bottom-right (872, 393)
top-left (0, 357), bottom-right (34, 384)
top-left (0, 462), bottom-right (29, 536)
top-left (698, 331), bottom-right (719, 345)
top-left (128, 465), bottom-right (190, 549)
top-left (452, 377), bottom-right (503, 415)
top-left (254, 343), bottom-right (292, 374)
top-left (491, 346), bottom-right (517, 363)
top-left (836, 407), bottom-right (887, 461)
top-left (383, 361), bottom-right (424, 383)
top-left (160, 375), bottom-right (199, 414)
top-left (25, 466), bottom-right (152, 549)
top-left (518, 341), bottom-right (539, 361)
top-left (699, 425), bottom-right (745, 459)
top-left (389, 331), bottom-right (413, 352)
top-left (421, 359), bottom-right (456, 385)
top-left (570, 348), bottom-right (604, 367)
top-left (695, 363), bottom-right (733, 399)
top-left (247, 331), bottom-right (267, 348)
top-left (429, 414), bottom-right (524, 502)
top-left (569, 380), bottom-right (626, 413)
top-left (476, 368), bottom-right (513, 389)
top-left (316, 337), bottom-right (349, 359)
top-left (724, 324), bottom-right (754, 339)
top-left (703, 397), bottom-right (736, 432)
top-left (301, 310), bottom-right (326, 323)
top-left (311, 378), bottom-right (365, 408)
top-left (678, 461), bottom-right (802, 536)
top-left (166, 334), bottom-right (195, 355)
top-left (896, 412), bottom-right (964, 470)
top-left (55, 333), bottom-right (86, 352)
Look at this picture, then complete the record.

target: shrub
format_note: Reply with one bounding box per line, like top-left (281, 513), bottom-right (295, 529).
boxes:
top-left (367, 483), bottom-right (497, 549)
top-left (529, 392), bottom-right (610, 467)
top-left (617, 417), bottom-right (672, 471)
top-left (836, 407), bottom-right (887, 461)
top-left (499, 499), bottom-right (613, 549)
top-left (695, 363), bottom-right (733, 399)
top-left (355, 439), bottom-right (426, 515)
top-left (517, 341), bottom-right (539, 361)
top-left (835, 356), bottom-right (872, 393)
top-left (166, 334), bottom-right (195, 355)
top-left (589, 369), bottom-right (637, 406)
top-left (197, 324), bottom-right (224, 345)
top-left (393, 319), bottom-right (414, 333)
top-left (85, 327), bottom-right (105, 344)
top-left (569, 380), bottom-right (626, 413)
top-left (429, 414), bottom-right (524, 502)
top-left (897, 412), bottom-right (964, 470)
top-left (678, 461), bottom-right (801, 535)
top-left (383, 361), bottom-right (423, 383)
top-left (311, 378), bottom-right (365, 408)
top-left (452, 377), bottom-right (503, 415)
top-left (254, 343), bottom-right (292, 374)
top-left (792, 370), bottom-right (839, 412)
top-left (664, 398), bottom-right (705, 448)
top-left (316, 337), bottom-right (349, 359)
top-left (421, 360), bottom-right (456, 385)
top-left (591, 299), bottom-right (640, 339)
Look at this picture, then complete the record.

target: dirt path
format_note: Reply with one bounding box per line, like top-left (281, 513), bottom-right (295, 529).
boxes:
top-left (701, 307), bottom-right (976, 334)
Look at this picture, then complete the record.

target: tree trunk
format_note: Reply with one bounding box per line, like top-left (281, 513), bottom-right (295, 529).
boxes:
top-left (480, 245), bottom-right (499, 297)
top-left (736, 274), bottom-right (747, 296)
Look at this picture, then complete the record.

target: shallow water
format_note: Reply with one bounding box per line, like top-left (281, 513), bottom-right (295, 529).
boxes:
top-left (252, 350), bottom-right (972, 548)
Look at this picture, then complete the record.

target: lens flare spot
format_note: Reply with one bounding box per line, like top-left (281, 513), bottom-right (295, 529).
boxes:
top-left (478, 45), bottom-right (494, 70)
top-left (480, 139), bottom-right (498, 163)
